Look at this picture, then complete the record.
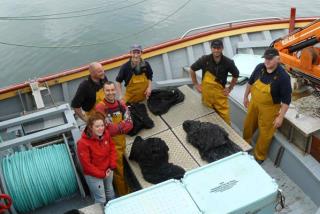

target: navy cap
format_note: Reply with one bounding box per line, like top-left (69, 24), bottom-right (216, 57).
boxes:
top-left (130, 44), bottom-right (142, 52)
top-left (262, 47), bottom-right (279, 59)
top-left (211, 39), bottom-right (223, 48)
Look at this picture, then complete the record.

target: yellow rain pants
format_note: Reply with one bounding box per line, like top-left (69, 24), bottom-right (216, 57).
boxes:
top-left (111, 112), bottom-right (129, 196)
top-left (243, 79), bottom-right (280, 161)
top-left (202, 71), bottom-right (231, 125)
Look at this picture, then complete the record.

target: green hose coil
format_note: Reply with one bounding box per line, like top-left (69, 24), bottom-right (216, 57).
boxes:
top-left (2, 144), bottom-right (78, 213)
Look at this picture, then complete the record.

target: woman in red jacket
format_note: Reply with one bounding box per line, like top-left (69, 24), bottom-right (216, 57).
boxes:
top-left (77, 113), bottom-right (117, 204)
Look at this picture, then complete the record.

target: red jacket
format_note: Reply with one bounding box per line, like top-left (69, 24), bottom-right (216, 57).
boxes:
top-left (95, 99), bottom-right (133, 136)
top-left (77, 128), bottom-right (117, 178)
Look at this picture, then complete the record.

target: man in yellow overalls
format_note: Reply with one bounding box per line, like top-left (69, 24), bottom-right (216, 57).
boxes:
top-left (190, 39), bottom-right (239, 125)
top-left (116, 45), bottom-right (153, 103)
top-left (243, 48), bottom-right (292, 164)
top-left (71, 62), bottom-right (108, 122)
top-left (95, 81), bottom-right (133, 196)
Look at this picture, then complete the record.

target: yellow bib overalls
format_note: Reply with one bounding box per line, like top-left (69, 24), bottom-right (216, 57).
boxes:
top-left (124, 73), bottom-right (149, 103)
top-left (243, 74), bottom-right (281, 161)
top-left (202, 71), bottom-right (231, 125)
top-left (110, 111), bottom-right (129, 196)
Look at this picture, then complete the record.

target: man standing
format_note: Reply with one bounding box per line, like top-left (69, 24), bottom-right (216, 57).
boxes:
top-left (116, 45), bottom-right (153, 103)
top-left (190, 39), bottom-right (239, 124)
top-left (243, 47), bottom-right (292, 163)
top-left (95, 81), bottom-right (133, 196)
top-left (71, 62), bottom-right (108, 122)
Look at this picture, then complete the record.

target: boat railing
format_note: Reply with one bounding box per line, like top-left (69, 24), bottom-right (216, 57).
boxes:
top-left (180, 17), bottom-right (283, 39)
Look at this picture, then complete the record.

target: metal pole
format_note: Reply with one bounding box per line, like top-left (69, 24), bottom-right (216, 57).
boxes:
top-left (289, 7), bottom-right (296, 33)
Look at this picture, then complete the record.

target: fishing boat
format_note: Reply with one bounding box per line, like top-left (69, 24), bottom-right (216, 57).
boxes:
top-left (0, 8), bottom-right (320, 214)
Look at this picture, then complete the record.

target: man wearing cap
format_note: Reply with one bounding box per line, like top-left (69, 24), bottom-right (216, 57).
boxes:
top-left (190, 39), bottom-right (239, 125)
top-left (243, 47), bottom-right (292, 163)
top-left (116, 45), bottom-right (153, 103)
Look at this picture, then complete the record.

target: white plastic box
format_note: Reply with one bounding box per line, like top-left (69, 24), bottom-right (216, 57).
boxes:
top-left (104, 179), bottom-right (201, 214)
top-left (183, 152), bottom-right (279, 214)
top-left (105, 152), bottom-right (279, 214)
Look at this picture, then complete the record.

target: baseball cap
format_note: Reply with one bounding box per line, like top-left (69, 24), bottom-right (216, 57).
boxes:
top-left (211, 39), bottom-right (223, 48)
top-left (130, 44), bottom-right (142, 52)
top-left (262, 47), bottom-right (279, 59)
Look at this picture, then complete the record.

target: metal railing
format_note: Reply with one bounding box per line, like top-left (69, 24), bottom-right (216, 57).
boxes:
top-left (180, 17), bottom-right (283, 39)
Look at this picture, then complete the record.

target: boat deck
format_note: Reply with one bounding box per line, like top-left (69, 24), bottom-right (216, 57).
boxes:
top-left (31, 85), bottom-right (318, 214)
top-left (124, 85), bottom-right (251, 188)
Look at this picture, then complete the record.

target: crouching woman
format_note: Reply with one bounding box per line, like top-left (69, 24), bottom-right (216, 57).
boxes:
top-left (77, 113), bottom-right (117, 203)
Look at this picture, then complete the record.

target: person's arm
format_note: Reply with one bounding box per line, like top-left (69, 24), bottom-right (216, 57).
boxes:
top-left (190, 57), bottom-right (204, 93)
top-left (77, 140), bottom-right (106, 178)
top-left (224, 60), bottom-right (239, 96)
top-left (116, 65), bottom-right (125, 99)
top-left (224, 77), bottom-right (238, 96)
top-left (116, 82), bottom-right (123, 100)
top-left (274, 74), bottom-right (292, 128)
top-left (144, 62), bottom-right (153, 98)
top-left (273, 104), bottom-right (289, 128)
top-left (108, 136), bottom-right (117, 170)
top-left (243, 84), bottom-right (252, 108)
top-left (144, 80), bottom-right (152, 98)
top-left (74, 108), bottom-right (87, 122)
top-left (71, 82), bottom-right (87, 122)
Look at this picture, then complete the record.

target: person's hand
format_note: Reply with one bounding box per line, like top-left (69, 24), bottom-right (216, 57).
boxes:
top-left (273, 115), bottom-right (284, 128)
top-left (223, 87), bottom-right (231, 96)
top-left (243, 96), bottom-right (249, 108)
top-left (195, 84), bottom-right (202, 93)
top-left (105, 169), bottom-right (112, 178)
top-left (144, 86), bottom-right (152, 99)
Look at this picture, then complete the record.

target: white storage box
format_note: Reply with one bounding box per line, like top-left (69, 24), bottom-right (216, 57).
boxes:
top-left (182, 152), bottom-right (279, 214)
top-left (105, 179), bottom-right (201, 214)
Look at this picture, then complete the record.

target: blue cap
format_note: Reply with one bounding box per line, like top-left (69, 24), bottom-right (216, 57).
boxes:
top-left (130, 44), bottom-right (142, 52)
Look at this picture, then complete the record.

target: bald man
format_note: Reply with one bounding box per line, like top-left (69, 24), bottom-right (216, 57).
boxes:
top-left (71, 62), bottom-right (108, 122)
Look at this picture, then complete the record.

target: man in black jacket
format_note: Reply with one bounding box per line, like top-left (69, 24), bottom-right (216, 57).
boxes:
top-left (71, 62), bottom-right (108, 122)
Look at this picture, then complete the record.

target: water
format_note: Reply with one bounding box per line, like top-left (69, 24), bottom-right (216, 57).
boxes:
top-left (0, 0), bottom-right (319, 89)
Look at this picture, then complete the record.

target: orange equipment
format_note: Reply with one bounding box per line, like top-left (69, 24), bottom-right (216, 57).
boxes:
top-left (272, 17), bottom-right (320, 88)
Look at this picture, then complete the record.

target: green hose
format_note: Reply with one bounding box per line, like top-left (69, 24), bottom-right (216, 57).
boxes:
top-left (2, 144), bottom-right (78, 213)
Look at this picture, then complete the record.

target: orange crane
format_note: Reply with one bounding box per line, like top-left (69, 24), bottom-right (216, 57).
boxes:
top-left (272, 18), bottom-right (320, 88)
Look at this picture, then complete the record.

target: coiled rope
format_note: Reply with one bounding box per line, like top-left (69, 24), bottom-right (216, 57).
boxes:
top-left (2, 144), bottom-right (78, 213)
